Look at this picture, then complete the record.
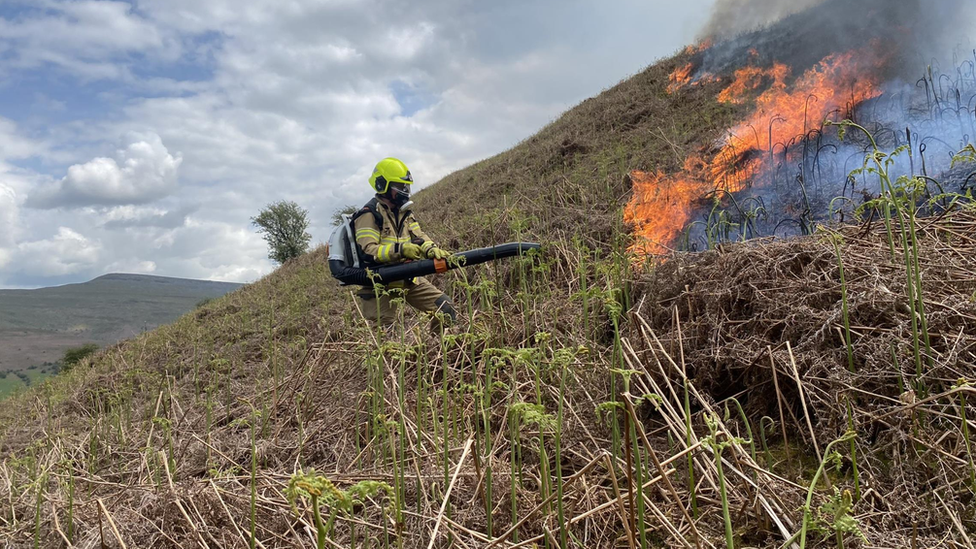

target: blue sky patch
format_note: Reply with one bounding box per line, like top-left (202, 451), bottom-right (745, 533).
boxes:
top-left (390, 80), bottom-right (437, 117)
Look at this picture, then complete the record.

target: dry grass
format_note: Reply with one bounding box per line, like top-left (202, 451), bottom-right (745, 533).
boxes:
top-left (1, 205), bottom-right (974, 548)
top-left (636, 208), bottom-right (976, 548)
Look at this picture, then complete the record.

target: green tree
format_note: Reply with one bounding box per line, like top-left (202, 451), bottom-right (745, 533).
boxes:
top-left (330, 204), bottom-right (359, 227)
top-left (251, 200), bottom-right (312, 264)
top-left (61, 344), bottom-right (99, 374)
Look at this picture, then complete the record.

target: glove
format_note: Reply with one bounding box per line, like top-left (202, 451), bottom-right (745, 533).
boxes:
top-left (427, 247), bottom-right (452, 260)
top-left (401, 242), bottom-right (425, 260)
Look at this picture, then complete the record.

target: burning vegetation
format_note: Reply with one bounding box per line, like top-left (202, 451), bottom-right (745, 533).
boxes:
top-left (629, 45), bottom-right (891, 255)
top-left (667, 63), bottom-right (696, 94)
top-left (628, 0), bottom-right (976, 259)
top-left (716, 64), bottom-right (783, 104)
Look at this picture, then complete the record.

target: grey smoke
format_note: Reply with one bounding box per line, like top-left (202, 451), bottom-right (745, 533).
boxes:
top-left (699, 0), bottom-right (827, 40)
top-left (700, 0), bottom-right (975, 64)
top-left (696, 0), bottom-right (976, 82)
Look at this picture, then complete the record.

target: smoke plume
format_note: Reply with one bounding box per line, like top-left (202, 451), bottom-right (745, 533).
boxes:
top-left (700, 0), bottom-right (976, 65)
top-left (699, 0), bottom-right (827, 40)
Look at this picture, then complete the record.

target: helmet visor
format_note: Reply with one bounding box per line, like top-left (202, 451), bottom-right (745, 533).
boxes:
top-left (389, 182), bottom-right (411, 206)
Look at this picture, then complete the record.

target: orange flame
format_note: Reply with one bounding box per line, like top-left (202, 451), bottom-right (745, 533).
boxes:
top-left (627, 48), bottom-right (888, 258)
top-left (731, 50), bottom-right (884, 152)
top-left (717, 63), bottom-right (789, 104)
top-left (668, 41), bottom-right (714, 94)
top-left (623, 170), bottom-right (700, 256)
top-left (683, 39), bottom-right (713, 56)
top-left (667, 63), bottom-right (695, 94)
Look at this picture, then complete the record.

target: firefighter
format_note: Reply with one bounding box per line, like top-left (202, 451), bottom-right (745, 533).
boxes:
top-left (352, 157), bottom-right (457, 327)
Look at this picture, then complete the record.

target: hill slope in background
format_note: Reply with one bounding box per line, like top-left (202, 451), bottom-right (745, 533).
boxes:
top-left (1, 3), bottom-right (975, 547)
top-left (0, 274), bottom-right (243, 374)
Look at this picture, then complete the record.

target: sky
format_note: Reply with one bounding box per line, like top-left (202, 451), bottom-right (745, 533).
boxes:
top-left (0, 0), bottom-right (714, 289)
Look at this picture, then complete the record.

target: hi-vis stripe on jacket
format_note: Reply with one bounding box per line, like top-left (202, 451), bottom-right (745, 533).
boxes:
top-left (354, 200), bottom-right (435, 265)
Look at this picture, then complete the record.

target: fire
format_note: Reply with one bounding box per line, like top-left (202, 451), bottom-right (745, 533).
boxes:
top-left (668, 41), bottom-right (715, 94)
top-left (626, 48), bottom-right (888, 259)
top-left (683, 40), bottom-right (713, 56)
top-left (730, 50), bottom-right (884, 152)
top-left (626, 154), bottom-right (755, 256)
top-left (717, 63), bottom-right (789, 104)
top-left (667, 63), bottom-right (695, 94)
top-left (623, 170), bottom-right (701, 256)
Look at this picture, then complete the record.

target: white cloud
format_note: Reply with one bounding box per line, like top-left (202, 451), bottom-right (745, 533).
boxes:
top-left (0, 117), bottom-right (45, 160)
top-left (103, 259), bottom-right (157, 274)
top-left (27, 133), bottom-right (182, 208)
top-left (0, 0), bottom-right (172, 79)
top-left (0, 183), bottom-right (18, 249)
top-left (146, 217), bottom-right (271, 282)
top-left (99, 205), bottom-right (194, 229)
top-left (14, 227), bottom-right (101, 277)
top-left (0, 0), bottom-right (712, 287)
top-left (0, 159), bottom-right (52, 270)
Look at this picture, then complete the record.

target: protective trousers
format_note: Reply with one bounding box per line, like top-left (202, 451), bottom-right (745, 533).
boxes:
top-left (357, 277), bottom-right (457, 328)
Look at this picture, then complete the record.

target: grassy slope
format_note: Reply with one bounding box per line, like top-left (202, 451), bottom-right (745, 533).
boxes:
top-left (412, 51), bottom-right (736, 251)
top-left (0, 38), bottom-right (973, 549)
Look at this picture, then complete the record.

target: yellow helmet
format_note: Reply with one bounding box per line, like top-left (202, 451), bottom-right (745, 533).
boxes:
top-left (369, 157), bottom-right (413, 194)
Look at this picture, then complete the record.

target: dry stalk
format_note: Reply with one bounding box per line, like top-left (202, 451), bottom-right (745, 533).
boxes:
top-left (768, 346), bottom-right (790, 459)
top-left (604, 454), bottom-right (638, 549)
top-left (785, 342), bottom-right (822, 464)
top-left (96, 498), bottom-right (128, 549)
top-left (427, 436), bottom-right (474, 549)
top-left (623, 392), bottom-right (705, 549)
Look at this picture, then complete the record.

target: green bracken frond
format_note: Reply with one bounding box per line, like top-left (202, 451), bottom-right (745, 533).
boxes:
top-left (509, 402), bottom-right (556, 431)
top-left (952, 144), bottom-right (976, 167)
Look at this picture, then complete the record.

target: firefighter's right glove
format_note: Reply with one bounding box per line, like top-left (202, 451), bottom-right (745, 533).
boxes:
top-left (401, 242), bottom-right (425, 260)
top-left (426, 247), bottom-right (452, 260)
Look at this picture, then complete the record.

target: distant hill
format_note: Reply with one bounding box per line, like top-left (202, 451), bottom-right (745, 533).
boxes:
top-left (0, 273), bottom-right (243, 376)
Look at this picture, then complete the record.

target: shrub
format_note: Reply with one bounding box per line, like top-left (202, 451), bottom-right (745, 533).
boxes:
top-left (60, 344), bottom-right (99, 374)
top-left (251, 200), bottom-right (312, 264)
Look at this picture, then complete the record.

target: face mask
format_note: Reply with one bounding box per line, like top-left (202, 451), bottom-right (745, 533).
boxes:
top-left (389, 183), bottom-right (411, 207)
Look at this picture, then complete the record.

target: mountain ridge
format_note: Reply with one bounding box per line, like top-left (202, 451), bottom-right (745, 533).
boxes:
top-left (0, 273), bottom-right (244, 375)
top-left (2, 272), bottom-right (244, 293)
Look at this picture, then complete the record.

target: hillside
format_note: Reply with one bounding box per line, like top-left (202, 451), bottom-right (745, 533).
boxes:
top-left (1, 3), bottom-right (975, 549)
top-left (0, 274), bottom-right (243, 377)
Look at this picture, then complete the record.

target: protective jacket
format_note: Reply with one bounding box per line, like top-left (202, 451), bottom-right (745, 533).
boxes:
top-left (352, 197), bottom-right (455, 325)
top-left (353, 198), bottom-right (437, 269)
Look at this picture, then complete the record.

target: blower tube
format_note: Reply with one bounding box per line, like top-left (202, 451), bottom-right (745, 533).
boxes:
top-left (329, 242), bottom-right (541, 286)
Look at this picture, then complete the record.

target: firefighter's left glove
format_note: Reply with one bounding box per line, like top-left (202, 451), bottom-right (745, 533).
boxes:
top-left (401, 242), bottom-right (425, 260)
top-left (427, 247), bottom-right (452, 260)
